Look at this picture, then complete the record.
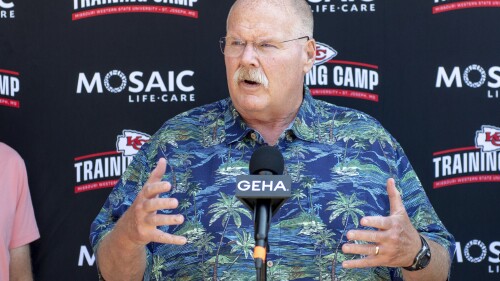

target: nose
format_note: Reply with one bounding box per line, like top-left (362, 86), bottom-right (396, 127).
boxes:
top-left (240, 42), bottom-right (260, 68)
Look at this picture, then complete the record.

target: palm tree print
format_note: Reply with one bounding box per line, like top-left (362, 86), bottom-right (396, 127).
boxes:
top-left (151, 255), bottom-right (167, 281)
top-left (227, 229), bottom-right (255, 272)
top-left (291, 188), bottom-right (307, 213)
top-left (302, 176), bottom-right (316, 213)
top-left (187, 182), bottom-right (201, 220)
top-left (235, 141), bottom-right (251, 161)
top-left (194, 232), bottom-right (216, 281)
top-left (327, 192), bottom-right (367, 280)
top-left (313, 228), bottom-right (336, 281)
top-left (172, 152), bottom-right (195, 192)
top-left (208, 192), bottom-right (252, 280)
top-left (326, 192), bottom-right (366, 227)
top-left (179, 198), bottom-right (192, 217)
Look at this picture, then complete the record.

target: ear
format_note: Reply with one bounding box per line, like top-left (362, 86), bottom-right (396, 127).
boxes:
top-left (303, 38), bottom-right (316, 74)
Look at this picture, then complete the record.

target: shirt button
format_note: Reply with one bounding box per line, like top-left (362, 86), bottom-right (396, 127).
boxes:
top-left (267, 260), bottom-right (273, 267)
top-left (250, 132), bottom-right (257, 141)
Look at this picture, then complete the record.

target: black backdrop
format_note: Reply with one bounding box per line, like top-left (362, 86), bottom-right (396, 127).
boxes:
top-left (1, 0), bottom-right (500, 280)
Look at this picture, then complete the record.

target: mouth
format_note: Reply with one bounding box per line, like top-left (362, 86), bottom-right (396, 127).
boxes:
top-left (243, 79), bottom-right (260, 85)
top-left (233, 67), bottom-right (269, 89)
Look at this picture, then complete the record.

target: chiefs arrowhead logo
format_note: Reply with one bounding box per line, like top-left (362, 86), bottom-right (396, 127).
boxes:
top-left (475, 125), bottom-right (500, 152)
top-left (314, 41), bottom-right (338, 66)
top-left (116, 130), bottom-right (151, 156)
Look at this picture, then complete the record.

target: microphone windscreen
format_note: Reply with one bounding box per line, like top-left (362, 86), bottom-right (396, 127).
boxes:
top-left (249, 146), bottom-right (284, 175)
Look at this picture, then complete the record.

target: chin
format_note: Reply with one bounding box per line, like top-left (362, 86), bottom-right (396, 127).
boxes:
top-left (232, 94), bottom-right (268, 113)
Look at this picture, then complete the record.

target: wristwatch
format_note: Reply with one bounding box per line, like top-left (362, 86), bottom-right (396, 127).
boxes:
top-left (403, 234), bottom-right (431, 271)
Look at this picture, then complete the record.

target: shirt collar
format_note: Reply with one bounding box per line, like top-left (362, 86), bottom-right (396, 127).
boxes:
top-left (289, 86), bottom-right (319, 143)
top-left (223, 86), bottom-right (320, 145)
top-left (224, 100), bottom-right (253, 145)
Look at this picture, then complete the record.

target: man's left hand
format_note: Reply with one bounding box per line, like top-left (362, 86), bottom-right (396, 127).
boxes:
top-left (341, 178), bottom-right (421, 269)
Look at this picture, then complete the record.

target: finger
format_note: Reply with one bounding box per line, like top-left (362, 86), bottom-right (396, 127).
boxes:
top-left (145, 158), bottom-right (168, 185)
top-left (342, 242), bottom-right (379, 256)
top-left (143, 197), bottom-right (179, 213)
top-left (387, 178), bottom-right (404, 215)
top-left (360, 216), bottom-right (392, 230)
top-left (143, 181), bottom-right (172, 199)
top-left (150, 229), bottom-right (187, 245)
top-left (342, 256), bottom-right (378, 269)
top-left (346, 229), bottom-right (381, 243)
top-left (145, 213), bottom-right (185, 227)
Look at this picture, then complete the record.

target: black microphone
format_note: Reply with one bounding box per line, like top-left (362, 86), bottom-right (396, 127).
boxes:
top-left (235, 146), bottom-right (292, 281)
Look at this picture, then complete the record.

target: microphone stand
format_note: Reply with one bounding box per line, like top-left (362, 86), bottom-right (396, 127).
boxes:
top-left (254, 199), bottom-right (271, 281)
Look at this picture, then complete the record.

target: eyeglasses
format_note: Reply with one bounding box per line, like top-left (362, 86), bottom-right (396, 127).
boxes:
top-left (219, 36), bottom-right (310, 58)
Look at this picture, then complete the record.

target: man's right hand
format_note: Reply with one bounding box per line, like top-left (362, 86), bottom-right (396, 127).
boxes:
top-left (120, 157), bottom-right (187, 246)
top-left (97, 158), bottom-right (186, 281)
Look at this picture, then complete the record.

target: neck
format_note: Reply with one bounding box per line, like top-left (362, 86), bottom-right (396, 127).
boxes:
top-left (243, 108), bottom-right (298, 145)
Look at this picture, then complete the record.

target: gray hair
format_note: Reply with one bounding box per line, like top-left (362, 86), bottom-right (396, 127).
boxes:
top-left (227, 0), bottom-right (314, 38)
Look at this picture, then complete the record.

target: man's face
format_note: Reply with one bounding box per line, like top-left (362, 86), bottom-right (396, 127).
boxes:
top-left (224, 2), bottom-right (314, 121)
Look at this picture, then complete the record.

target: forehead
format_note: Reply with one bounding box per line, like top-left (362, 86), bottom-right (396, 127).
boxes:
top-left (227, 2), bottom-right (295, 39)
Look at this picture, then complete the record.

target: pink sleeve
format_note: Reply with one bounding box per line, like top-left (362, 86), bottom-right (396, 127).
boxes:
top-left (8, 147), bottom-right (40, 249)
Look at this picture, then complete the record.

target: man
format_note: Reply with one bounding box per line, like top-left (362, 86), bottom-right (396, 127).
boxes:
top-left (90, 0), bottom-right (455, 280)
top-left (0, 142), bottom-right (40, 281)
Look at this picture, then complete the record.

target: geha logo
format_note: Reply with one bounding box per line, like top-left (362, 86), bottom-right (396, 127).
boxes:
top-left (237, 180), bottom-right (288, 192)
top-left (0, 0), bottom-right (15, 19)
top-left (72, 0), bottom-right (200, 21)
top-left (306, 41), bottom-right (380, 102)
top-left (436, 64), bottom-right (500, 99)
top-left (308, 0), bottom-right (375, 13)
top-left (432, 126), bottom-right (500, 189)
top-left (433, 0), bottom-right (500, 14)
top-left (76, 69), bottom-right (196, 104)
top-left (0, 69), bottom-right (21, 108)
top-left (476, 125), bottom-right (500, 152)
top-left (73, 129), bottom-right (150, 193)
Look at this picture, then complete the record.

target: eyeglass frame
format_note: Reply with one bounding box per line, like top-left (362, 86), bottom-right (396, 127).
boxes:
top-left (219, 36), bottom-right (310, 57)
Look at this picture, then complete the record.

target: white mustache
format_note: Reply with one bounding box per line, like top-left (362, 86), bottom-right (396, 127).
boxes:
top-left (233, 67), bottom-right (269, 89)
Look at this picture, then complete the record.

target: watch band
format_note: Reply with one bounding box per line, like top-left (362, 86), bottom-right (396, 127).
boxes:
top-left (403, 234), bottom-right (432, 271)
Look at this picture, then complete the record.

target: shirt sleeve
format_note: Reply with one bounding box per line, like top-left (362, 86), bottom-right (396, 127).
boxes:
top-left (89, 144), bottom-right (155, 279)
top-left (9, 149), bottom-right (40, 249)
top-left (392, 140), bottom-right (456, 262)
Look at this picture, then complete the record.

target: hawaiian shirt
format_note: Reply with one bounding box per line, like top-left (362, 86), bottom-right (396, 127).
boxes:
top-left (90, 87), bottom-right (455, 281)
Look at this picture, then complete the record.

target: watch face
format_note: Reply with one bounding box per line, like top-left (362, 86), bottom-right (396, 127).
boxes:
top-left (419, 248), bottom-right (431, 268)
top-left (404, 235), bottom-right (432, 271)
top-left (416, 239), bottom-right (431, 269)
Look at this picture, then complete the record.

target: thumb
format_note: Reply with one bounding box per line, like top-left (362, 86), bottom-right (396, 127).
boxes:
top-left (387, 178), bottom-right (405, 215)
top-left (146, 158), bottom-right (167, 184)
